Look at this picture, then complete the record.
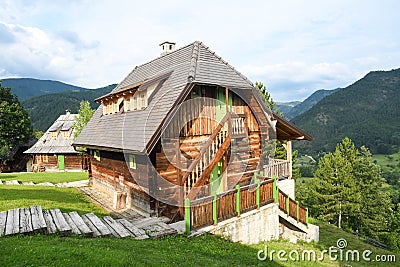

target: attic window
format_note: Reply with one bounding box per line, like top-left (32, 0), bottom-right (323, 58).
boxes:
top-left (119, 99), bottom-right (124, 112)
top-left (50, 131), bottom-right (58, 139)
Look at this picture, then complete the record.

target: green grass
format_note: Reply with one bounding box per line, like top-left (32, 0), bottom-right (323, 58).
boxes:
top-left (0, 185), bottom-right (107, 216)
top-left (373, 150), bottom-right (400, 173)
top-left (0, 234), bottom-right (266, 267)
top-left (0, 171), bottom-right (88, 184)
top-left (1, 222), bottom-right (397, 267)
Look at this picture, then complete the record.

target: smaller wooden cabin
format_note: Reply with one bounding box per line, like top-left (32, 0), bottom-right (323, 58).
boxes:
top-left (24, 111), bottom-right (87, 172)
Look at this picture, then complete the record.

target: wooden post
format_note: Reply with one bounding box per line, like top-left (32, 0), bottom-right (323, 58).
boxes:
top-left (225, 87), bottom-right (231, 136)
top-left (236, 185), bottom-right (241, 217)
top-left (273, 176), bottom-right (278, 203)
top-left (306, 207), bottom-right (309, 227)
top-left (296, 200), bottom-right (300, 222)
top-left (254, 172), bottom-right (260, 209)
top-left (286, 194), bottom-right (290, 215)
top-left (212, 195), bottom-right (217, 225)
top-left (185, 198), bottom-right (190, 234)
top-left (286, 140), bottom-right (292, 179)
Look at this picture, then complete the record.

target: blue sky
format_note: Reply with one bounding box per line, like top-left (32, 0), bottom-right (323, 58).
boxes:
top-left (0, 0), bottom-right (399, 102)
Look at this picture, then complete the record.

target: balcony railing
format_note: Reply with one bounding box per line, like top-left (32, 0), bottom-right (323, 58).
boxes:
top-left (263, 158), bottom-right (291, 179)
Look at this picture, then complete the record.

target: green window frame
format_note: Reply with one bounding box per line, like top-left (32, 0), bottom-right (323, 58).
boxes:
top-left (129, 154), bottom-right (136, 169)
top-left (94, 150), bottom-right (100, 161)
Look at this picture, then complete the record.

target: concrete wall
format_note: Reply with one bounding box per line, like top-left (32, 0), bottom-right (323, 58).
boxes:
top-left (201, 203), bottom-right (280, 245)
top-left (277, 179), bottom-right (295, 199)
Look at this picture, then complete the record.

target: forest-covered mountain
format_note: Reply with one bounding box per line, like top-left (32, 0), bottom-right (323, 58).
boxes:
top-left (21, 84), bottom-right (116, 131)
top-left (275, 101), bottom-right (300, 116)
top-left (1, 78), bottom-right (88, 100)
top-left (278, 88), bottom-right (340, 120)
top-left (292, 68), bottom-right (400, 155)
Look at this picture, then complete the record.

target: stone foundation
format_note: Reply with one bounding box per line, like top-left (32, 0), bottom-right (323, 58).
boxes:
top-left (200, 203), bottom-right (280, 245)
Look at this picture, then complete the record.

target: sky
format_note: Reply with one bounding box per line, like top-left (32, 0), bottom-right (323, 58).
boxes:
top-left (0, 0), bottom-right (399, 102)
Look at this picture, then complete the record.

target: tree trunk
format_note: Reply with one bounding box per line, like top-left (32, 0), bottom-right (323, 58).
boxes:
top-left (338, 201), bottom-right (342, 228)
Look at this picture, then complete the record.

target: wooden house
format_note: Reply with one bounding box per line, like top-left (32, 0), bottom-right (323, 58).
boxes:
top-left (25, 111), bottom-right (87, 172)
top-left (73, 41), bottom-right (312, 220)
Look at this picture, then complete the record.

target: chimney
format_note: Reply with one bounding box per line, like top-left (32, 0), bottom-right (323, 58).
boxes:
top-left (159, 41), bottom-right (176, 55)
top-left (66, 109), bottom-right (71, 115)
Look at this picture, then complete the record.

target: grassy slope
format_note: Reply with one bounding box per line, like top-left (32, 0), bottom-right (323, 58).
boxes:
top-left (0, 222), bottom-right (398, 267)
top-left (373, 150), bottom-right (400, 173)
top-left (0, 185), bottom-right (107, 216)
top-left (0, 172), bottom-right (88, 184)
top-left (0, 172), bottom-right (398, 266)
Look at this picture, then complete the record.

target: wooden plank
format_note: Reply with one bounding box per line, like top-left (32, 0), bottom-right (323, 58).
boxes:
top-left (102, 216), bottom-right (132, 238)
top-left (117, 219), bottom-right (149, 239)
top-left (5, 208), bottom-right (19, 236)
top-left (49, 209), bottom-right (72, 236)
top-left (83, 213), bottom-right (112, 237)
top-left (19, 208), bottom-right (33, 234)
top-left (81, 214), bottom-right (101, 237)
top-left (62, 213), bottom-right (81, 235)
top-left (68, 211), bottom-right (93, 237)
top-left (0, 211), bottom-right (7, 237)
top-left (30, 206), bottom-right (47, 234)
top-left (43, 210), bottom-right (57, 234)
top-left (100, 218), bottom-right (119, 238)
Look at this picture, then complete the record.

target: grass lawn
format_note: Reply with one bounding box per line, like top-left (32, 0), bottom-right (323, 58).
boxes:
top-left (0, 234), bottom-right (267, 267)
top-left (1, 222), bottom-right (397, 267)
top-left (0, 185), bottom-right (107, 216)
top-left (0, 171), bottom-right (89, 184)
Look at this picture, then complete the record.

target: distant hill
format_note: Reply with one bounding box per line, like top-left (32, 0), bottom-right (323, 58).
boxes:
top-left (277, 89), bottom-right (339, 120)
top-left (276, 101), bottom-right (301, 116)
top-left (1, 78), bottom-right (88, 100)
top-left (22, 84), bottom-right (116, 131)
top-left (292, 68), bottom-right (400, 155)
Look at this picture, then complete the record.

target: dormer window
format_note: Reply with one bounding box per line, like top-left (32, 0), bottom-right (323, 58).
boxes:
top-left (50, 131), bottom-right (57, 139)
top-left (62, 130), bottom-right (71, 139)
top-left (97, 71), bottom-right (171, 115)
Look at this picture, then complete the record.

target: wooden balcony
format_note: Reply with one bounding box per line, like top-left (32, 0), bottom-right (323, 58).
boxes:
top-left (263, 158), bottom-right (291, 179)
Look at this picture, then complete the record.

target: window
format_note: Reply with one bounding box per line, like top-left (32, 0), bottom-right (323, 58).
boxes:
top-left (62, 130), bottom-right (70, 139)
top-left (50, 131), bottom-right (58, 139)
top-left (140, 92), bottom-right (146, 109)
top-left (94, 150), bottom-right (100, 161)
top-left (129, 154), bottom-right (136, 169)
top-left (130, 96), bottom-right (138, 110)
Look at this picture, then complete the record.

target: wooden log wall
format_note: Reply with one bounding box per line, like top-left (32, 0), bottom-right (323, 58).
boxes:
top-left (89, 150), bottom-right (151, 213)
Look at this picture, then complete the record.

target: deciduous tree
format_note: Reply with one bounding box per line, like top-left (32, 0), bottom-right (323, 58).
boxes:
top-left (0, 83), bottom-right (33, 167)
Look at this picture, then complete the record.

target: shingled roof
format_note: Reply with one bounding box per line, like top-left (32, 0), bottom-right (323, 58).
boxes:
top-left (73, 41), bottom-right (310, 153)
top-left (25, 113), bottom-right (78, 154)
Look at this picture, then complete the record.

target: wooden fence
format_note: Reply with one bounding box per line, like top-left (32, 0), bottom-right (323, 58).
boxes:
top-left (187, 178), bottom-right (274, 230)
top-left (184, 175), bottom-right (309, 233)
top-left (277, 188), bottom-right (308, 225)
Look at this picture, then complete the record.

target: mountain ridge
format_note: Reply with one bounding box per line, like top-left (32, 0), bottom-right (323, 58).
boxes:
top-left (292, 68), bottom-right (400, 155)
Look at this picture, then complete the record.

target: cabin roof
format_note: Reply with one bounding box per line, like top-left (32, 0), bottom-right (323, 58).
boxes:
top-left (24, 113), bottom-right (78, 154)
top-left (73, 41), bottom-right (311, 153)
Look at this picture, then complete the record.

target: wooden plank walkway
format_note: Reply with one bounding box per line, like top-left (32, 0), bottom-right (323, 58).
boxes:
top-left (0, 206), bottom-right (179, 239)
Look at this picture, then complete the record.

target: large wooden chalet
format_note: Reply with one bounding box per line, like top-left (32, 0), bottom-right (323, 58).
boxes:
top-left (74, 41), bottom-right (311, 220)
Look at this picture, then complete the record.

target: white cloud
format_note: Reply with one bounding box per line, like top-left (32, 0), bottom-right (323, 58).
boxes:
top-left (0, 0), bottom-right (399, 101)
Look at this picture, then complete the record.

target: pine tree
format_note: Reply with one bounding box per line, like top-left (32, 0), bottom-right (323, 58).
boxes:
top-left (313, 143), bottom-right (360, 228)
